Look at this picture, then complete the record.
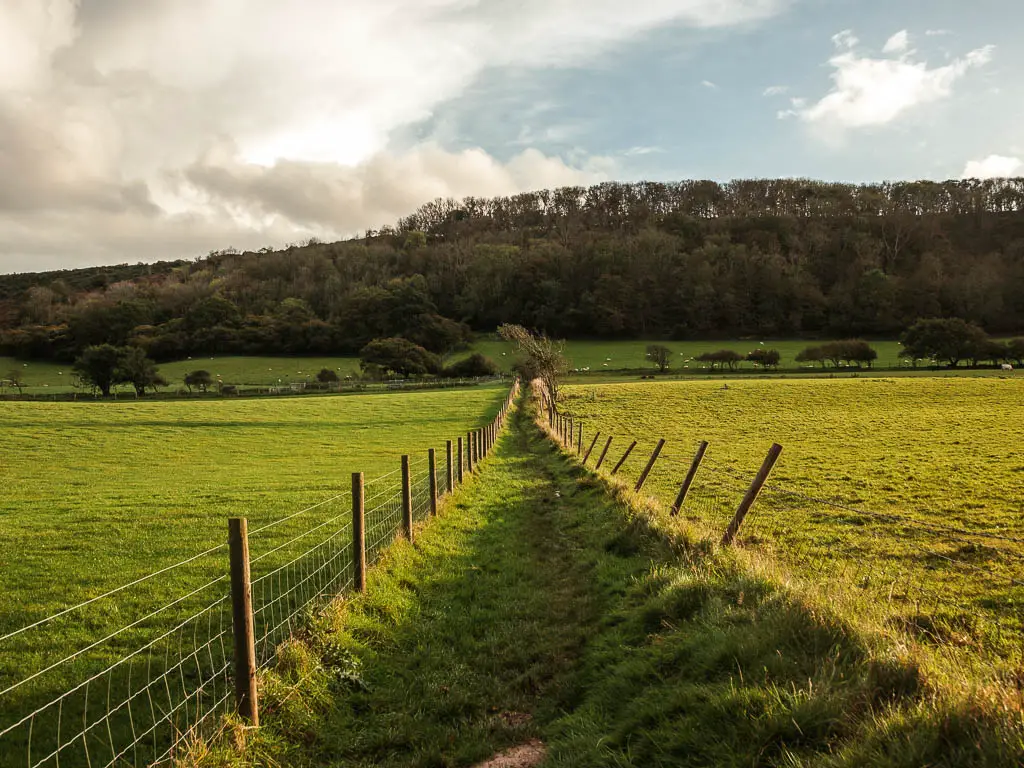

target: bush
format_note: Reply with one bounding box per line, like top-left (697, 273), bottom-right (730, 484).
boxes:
top-left (697, 350), bottom-right (742, 370)
top-left (317, 368), bottom-right (340, 383)
top-left (360, 337), bottom-right (440, 377)
top-left (443, 353), bottom-right (498, 378)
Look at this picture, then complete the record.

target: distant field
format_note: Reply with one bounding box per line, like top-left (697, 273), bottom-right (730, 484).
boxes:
top-left (0, 355), bottom-right (364, 395)
top-left (467, 338), bottom-right (915, 372)
top-left (2, 336), bottom-right (1012, 397)
top-left (559, 377), bottom-right (1024, 654)
top-left (0, 386), bottom-right (506, 763)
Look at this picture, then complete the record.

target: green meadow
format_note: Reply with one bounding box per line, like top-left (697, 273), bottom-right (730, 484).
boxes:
top-left (558, 377), bottom-right (1024, 658)
top-left (0, 386), bottom-right (507, 765)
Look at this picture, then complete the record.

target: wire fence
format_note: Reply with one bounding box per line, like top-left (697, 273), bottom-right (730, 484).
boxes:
top-left (540, 395), bottom-right (1024, 677)
top-left (0, 381), bottom-right (520, 767)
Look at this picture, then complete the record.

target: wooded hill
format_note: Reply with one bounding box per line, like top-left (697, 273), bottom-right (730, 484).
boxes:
top-left (2, 177), bottom-right (1023, 362)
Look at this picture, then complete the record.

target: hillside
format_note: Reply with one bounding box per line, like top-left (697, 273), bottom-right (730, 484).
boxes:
top-left (2, 178), bottom-right (1023, 363)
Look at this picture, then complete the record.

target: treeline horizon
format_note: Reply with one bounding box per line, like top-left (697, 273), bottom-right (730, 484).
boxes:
top-left (2, 176), bottom-right (1023, 363)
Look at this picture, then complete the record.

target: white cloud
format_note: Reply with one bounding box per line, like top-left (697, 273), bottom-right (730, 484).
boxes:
top-left (925, 29), bottom-right (951, 37)
top-left (962, 154), bottom-right (1023, 179)
top-left (788, 29), bottom-right (994, 132)
top-left (623, 146), bottom-right (665, 156)
top-left (763, 85), bottom-right (788, 96)
top-left (701, 79), bottom-right (719, 89)
top-left (882, 30), bottom-right (909, 54)
top-left (0, 0), bottom-right (788, 268)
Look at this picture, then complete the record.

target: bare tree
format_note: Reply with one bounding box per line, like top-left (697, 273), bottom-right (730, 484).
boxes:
top-left (498, 324), bottom-right (567, 401)
top-left (646, 344), bottom-right (671, 372)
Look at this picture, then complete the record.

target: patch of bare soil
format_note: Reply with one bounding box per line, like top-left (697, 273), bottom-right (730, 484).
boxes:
top-left (471, 739), bottom-right (547, 768)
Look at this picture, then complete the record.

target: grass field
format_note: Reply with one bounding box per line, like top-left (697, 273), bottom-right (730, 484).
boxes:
top-left (5, 335), bottom-right (1016, 398)
top-left (0, 355), bottom-right (365, 395)
top-left (0, 385), bottom-right (507, 765)
top-left (557, 377), bottom-right (1024, 658)
top-left (193, 399), bottom-right (1023, 767)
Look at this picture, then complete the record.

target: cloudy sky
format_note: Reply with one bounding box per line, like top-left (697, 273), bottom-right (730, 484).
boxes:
top-left (1, 0), bottom-right (1021, 273)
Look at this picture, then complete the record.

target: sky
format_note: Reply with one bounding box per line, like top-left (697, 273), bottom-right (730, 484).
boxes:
top-left (1, 0), bottom-right (1021, 273)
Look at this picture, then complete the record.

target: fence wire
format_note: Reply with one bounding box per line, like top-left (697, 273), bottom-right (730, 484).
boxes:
top-left (0, 380), bottom-right (518, 768)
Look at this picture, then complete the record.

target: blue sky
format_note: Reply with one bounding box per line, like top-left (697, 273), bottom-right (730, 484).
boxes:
top-left (404, 0), bottom-right (1022, 182)
top-left (0, 0), bottom-right (1020, 271)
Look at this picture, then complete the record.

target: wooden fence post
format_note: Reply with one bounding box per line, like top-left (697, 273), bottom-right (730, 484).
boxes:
top-left (445, 440), bottom-right (454, 495)
top-left (457, 437), bottom-right (464, 484)
top-left (428, 448), bottom-right (438, 516)
top-left (352, 473), bottom-right (365, 592)
top-left (401, 455), bottom-right (413, 540)
top-left (635, 439), bottom-right (666, 492)
top-left (594, 436), bottom-right (614, 470)
top-left (611, 440), bottom-right (638, 475)
top-left (466, 431), bottom-right (474, 473)
top-left (721, 443), bottom-right (783, 546)
top-left (670, 441), bottom-right (708, 515)
top-left (583, 432), bottom-right (601, 464)
top-left (228, 518), bottom-right (259, 726)
top-left (577, 424), bottom-right (583, 455)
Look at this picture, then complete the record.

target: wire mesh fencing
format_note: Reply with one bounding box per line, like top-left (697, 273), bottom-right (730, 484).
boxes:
top-left (0, 380), bottom-right (521, 768)
top-left (545, 403), bottom-right (1024, 677)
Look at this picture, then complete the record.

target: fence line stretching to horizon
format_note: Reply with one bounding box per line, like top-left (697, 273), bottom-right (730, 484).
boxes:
top-left (0, 379), bottom-right (519, 768)
top-left (536, 386), bottom-right (1024, 679)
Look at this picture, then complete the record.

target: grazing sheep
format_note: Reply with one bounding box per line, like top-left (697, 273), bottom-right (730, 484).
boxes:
top-left (1001, 363), bottom-right (1014, 372)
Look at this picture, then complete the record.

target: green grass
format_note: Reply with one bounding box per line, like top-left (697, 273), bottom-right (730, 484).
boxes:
top-left (467, 338), bottom-right (918, 372)
top-left (192, 395), bottom-right (1024, 767)
top-left (2, 337), bottom-right (1010, 397)
top-left (0, 355), bottom-right (365, 395)
top-left (0, 386), bottom-right (507, 765)
top-left (557, 377), bottom-right (1024, 661)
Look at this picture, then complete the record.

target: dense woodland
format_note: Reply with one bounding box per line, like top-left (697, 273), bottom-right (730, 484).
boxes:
top-left (2, 177), bottom-right (1023, 363)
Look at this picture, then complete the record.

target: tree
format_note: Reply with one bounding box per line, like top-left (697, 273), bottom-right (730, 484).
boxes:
top-left (979, 340), bottom-right (1008, 367)
top-left (843, 339), bottom-right (878, 368)
top-left (184, 369), bottom-right (213, 393)
top-left (359, 337), bottom-right (440, 377)
top-left (697, 350), bottom-right (742, 370)
top-left (118, 347), bottom-right (162, 396)
top-left (746, 348), bottom-right (781, 369)
top-left (1007, 338), bottom-right (1024, 366)
top-left (645, 344), bottom-right (671, 372)
top-left (73, 344), bottom-right (123, 397)
top-left (5, 368), bottom-right (24, 394)
top-left (317, 368), bottom-right (340, 383)
top-left (498, 324), bottom-right (567, 401)
top-left (795, 346), bottom-right (827, 368)
top-left (443, 353), bottom-right (499, 378)
top-left (900, 318), bottom-right (989, 368)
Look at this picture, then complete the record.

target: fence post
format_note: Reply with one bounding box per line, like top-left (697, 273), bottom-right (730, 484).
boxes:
top-left (445, 440), bottom-right (454, 495)
top-left (594, 436), bottom-right (614, 470)
top-left (401, 455), bottom-right (413, 540)
top-left (228, 518), bottom-right (259, 726)
top-left (577, 423), bottom-right (583, 455)
top-left (671, 441), bottom-right (708, 515)
top-left (635, 439), bottom-right (666, 492)
top-left (352, 473), bottom-right (365, 592)
top-left (466, 431), bottom-right (474, 473)
top-left (457, 437), bottom-right (464, 484)
top-left (721, 443), bottom-right (783, 546)
top-left (428, 448), bottom-right (438, 516)
top-left (611, 440), bottom-right (637, 475)
top-left (583, 432), bottom-right (601, 464)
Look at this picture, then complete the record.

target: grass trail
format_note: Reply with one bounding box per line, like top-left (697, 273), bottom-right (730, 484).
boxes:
top-left (198, 399), bottom-right (1023, 767)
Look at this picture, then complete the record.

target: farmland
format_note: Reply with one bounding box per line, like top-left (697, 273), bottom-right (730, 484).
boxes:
top-left (558, 377), bottom-right (1024, 657)
top-left (4, 337), bottom-right (1015, 398)
top-left (0, 384), bottom-right (507, 763)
